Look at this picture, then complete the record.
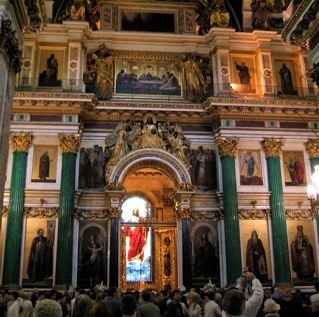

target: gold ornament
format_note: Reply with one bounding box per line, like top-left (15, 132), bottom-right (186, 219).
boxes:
top-left (261, 138), bottom-right (284, 157)
top-left (305, 139), bottom-right (319, 158)
top-left (10, 133), bottom-right (33, 152)
top-left (58, 134), bottom-right (81, 153)
top-left (217, 137), bottom-right (239, 157)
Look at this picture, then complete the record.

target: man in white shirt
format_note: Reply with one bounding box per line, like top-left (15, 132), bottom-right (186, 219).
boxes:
top-left (204, 291), bottom-right (221, 317)
top-left (6, 291), bottom-right (20, 317)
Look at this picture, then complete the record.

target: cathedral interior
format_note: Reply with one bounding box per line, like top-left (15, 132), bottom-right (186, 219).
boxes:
top-left (0, 0), bottom-right (319, 292)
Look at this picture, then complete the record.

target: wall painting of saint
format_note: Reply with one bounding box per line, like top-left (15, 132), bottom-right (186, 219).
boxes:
top-left (238, 149), bottom-right (263, 186)
top-left (282, 151), bottom-right (306, 186)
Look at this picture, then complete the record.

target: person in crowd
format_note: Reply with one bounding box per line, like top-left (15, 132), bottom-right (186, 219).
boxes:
top-left (6, 291), bottom-right (21, 317)
top-left (186, 291), bottom-right (201, 317)
top-left (222, 288), bottom-right (246, 317)
top-left (33, 299), bottom-right (63, 317)
top-left (87, 302), bottom-right (113, 317)
top-left (73, 293), bottom-right (92, 317)
top-left (166, 289), bottom-right (187, 317)
top-left (203, 291), bottom-right (221, 317)
top-left (139, 289), bottom-right (160, 317)
top-left (238, 271), bottom-right (264, 317)
top-left (106, 287), bottom-right (122, 317)
top-left (121, 294), bottom-right (137, 317)
top-left (263, 298), bottom-right (281, 317)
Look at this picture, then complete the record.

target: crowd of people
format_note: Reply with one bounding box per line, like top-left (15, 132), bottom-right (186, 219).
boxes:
top-left (1, 272), bottom-right (319, 317)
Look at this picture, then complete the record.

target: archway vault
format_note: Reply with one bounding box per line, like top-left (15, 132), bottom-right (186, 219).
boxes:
top-left (109, 148), bottom-right (192, 189)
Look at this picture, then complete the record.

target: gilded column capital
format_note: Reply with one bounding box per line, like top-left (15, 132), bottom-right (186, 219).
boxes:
top-left (107, 208), bottom-right (122, 218)
top-left (305, 139), bottom-right (319, 158)
top-left (58, 134), bottom-right (81, 153)
top-left (175, 208), bottom-right (192, 219)
top-left (261, 138), bottom-right (284, 158)
top-left (10, 133), bottom-right (33, 152)
top-left (217, 137), bottom-right (239, 157)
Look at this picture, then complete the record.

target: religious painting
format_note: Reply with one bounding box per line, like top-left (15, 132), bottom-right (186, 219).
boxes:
top-left (121, 196), bottom-right (152, 284)
top-left (38, 49), bottom-right (65, 87)
top-left (274, 60), bottom-right (298, 96)
top-left (241, 220), bottom-right (271, 283)
top-left (78, 220), bottom-right (108, 288)
top-left (114, 55), bottom-right (181, 96)
top-left (78, 144), bottom-right (106, 189)
top-left (31, 145), bottom-right (58, 183)
top-left (230, 55), bottom-right (257, 94)
top-left (282, 151), bottom-right (306, 186)
top-left (191, 223), bottom-right (219, 279)
top-left (23, 218), bottom-right (56, 287)
top-left (287, 220), bottom-right (316, 280)
top-left (121, 10), bottom-right (175, 33)
top-left (187, 146), bottom-right (217, 191)
top-left (238, 149), bottom-right (263, 186)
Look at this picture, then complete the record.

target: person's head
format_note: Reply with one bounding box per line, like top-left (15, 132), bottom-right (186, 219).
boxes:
top-left (121, 294), bottom-right (137, 316)
top-left (37, 228), bottom-right (44, 237)
top-left (87, 302), bottom-right (112, 317)
top-left (171, 289), bottom-right (182, 301)
top-left (264, 288), bottom-right (272, 299)
top-left (108, 287), bottom-right (119, 298)
top-left (251, 230), bottom-right (258, 243)
top-left (8, 291), bottom-right (19, 302)
top-left (203, 291), bottom-right (215, 303)
top-left (141, 289), bottom-right (152, 302)
top-left (263, 298), bottom-right (280, 313)
top-left (132, 209), bottom-right (139, 217)
top-left (73, 294), bottom-right (93, 317)
top-left (33, 299), bottom-right (62, 317)
top-left (222, 289), bottom-right (245, 317)
top-left (186, 291), bottom-right (200, 304)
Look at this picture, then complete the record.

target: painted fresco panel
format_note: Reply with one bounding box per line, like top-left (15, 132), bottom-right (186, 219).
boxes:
top-left (32, 145), bottom-right (58, 183)
top-left (287, 220), bottom-right (316, 280)
top-left (78, 220), bottom-right (108, 288)
top-left (191, 223), bottom-right (219, 279)
top-left (238, 149), bottom-right (263, 186)
top-left (241, 220), bottom-right (271, 282)
top-left (230, 55), bottom-right (257, 94)
top-left (22, 218), bottom-right (56, 287)
top-left (274, 60), bottom-right (298, 96)
top-left (282, 151), bottom-right (306, 186)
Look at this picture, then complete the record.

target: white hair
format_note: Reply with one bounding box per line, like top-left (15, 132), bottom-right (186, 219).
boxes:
top-left (33, 299), bottom-right (62, 317)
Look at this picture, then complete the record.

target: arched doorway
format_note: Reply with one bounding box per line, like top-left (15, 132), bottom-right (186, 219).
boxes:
top-left (107, 149), bottom-right (193, 290)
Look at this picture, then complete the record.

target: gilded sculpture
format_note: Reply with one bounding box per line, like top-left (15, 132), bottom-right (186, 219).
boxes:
top-left (261, 138), bottom-right (284, 157)
top-left (10, 133), bottom-right (33, 152)
top-left (58, 134), bottom-right (81, 153)
top-left (305, 139), bottom-right (319, 158)
top-left (217, 137), bottom-right (239, 157)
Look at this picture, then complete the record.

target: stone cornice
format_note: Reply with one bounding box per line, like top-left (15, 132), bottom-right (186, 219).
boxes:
top-left (204, 98), bottom-right (319, 120)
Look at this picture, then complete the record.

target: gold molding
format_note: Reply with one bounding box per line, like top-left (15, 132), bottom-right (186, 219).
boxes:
top-left (75, 209), bottom-right (109, 220)
top-left (58, 134), bottom-right (81, 153)
top-left (191, 210), bottom-right (223, 221)
top-left (239, 208), bottom-right (270, 220)
top-left (24, 207), bottom-right (59, 218)
top-left (261, 138), bottom-right (284, 157)
top-left (217, 137), bottom-right (239, 157)
top-left (305, 139), bottom-right (319, 158)
top-left (10, 133), bottom-right (33, 152)
top-left (285, 209), bottom-right (314, 220)
top-left (2, 206), bottom-right (8, 217)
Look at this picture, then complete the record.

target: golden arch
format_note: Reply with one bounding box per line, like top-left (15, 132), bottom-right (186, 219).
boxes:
top-left (108, 148), bottom-right (192, 188)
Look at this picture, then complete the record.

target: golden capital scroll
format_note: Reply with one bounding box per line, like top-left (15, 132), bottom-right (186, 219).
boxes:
top-left (305, 139), bottom-right (319, 158)
top-left (261, 138), bottom-right (284, 157)
top-left (10, 133), bottom-right (33, 152)
top-left (58, 134), bottom-right (81, 153)
top-left (217, 137), bottom-right (239, 157)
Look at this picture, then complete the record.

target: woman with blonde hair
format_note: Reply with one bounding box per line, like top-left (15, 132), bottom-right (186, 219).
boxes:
top-left (186, 291), bottom-right (201, 317)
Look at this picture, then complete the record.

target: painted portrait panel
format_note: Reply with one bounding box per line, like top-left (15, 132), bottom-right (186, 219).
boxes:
top-left (238, 149), bottom-right (263, 186)
top-left (23, 218), bottom-right (56, 287)
top-left (283, 151), bottom-right (306, 186)
top-left (191, 223), bottom-right (219, 279)
top-left (121, 11), bottom-right (175, 33)
top-left (187, 146), bottom-right (217, 191)
top-left (230, 55), bottom-right (257, 94)
top-left (114, 56), bottom-right (181, 96)
top-left (79, 144), bottom-right (106, 189)
top-left (241, 220), bottom-right (271, 282)
top-left (32, 145), bottom-right (58, 183)
top-left (287, 220), bottom-right (317, 280)
top-left (274, 60), bottom-right (298, 96)
top-left (78, 220), bottom-right (108, 288)
top-left (38, 49), bottom-right (65, 87)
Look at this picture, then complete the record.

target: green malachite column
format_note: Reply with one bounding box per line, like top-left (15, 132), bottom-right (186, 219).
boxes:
top-left (305, 139), bottom-right (319, 229)
top-left (55, 134), bottom-right (80, 287)
top-left (2, 133), bottom-right (33, 287)
top-left (217, 137), bottom-right (241, 285)
top-left (262, 138), bottom-right (291, 284)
